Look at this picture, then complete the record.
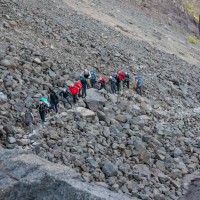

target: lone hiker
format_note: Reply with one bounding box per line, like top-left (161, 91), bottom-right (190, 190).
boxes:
top-left (81, 76), bottom-right (87, 97)
top-left (49, 88), bottom-right (59, 113)
top-left (133, 73), bottom-right (143, 95)
top-left (59, 88), bottom-right (72, 108)
top-left (36, 100), bottom-right (48, 124)
top-left (109, 76), bottom-right (117, 93)
top-left (24, 108), bottom-right (34, 133)
top-left (69, 84), bottom-right (79, 103)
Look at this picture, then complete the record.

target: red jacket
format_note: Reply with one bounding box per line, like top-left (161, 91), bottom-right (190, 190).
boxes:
top-left (118, 73), bottom-right (125, 81)
top-left (75, 81), bottom-right (82, 90)
top-left (69, 86), bottom-right (79, 95)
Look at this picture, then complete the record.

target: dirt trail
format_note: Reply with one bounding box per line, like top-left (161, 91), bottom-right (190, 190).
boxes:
top-left (64, 0), bottom-right (200, 66)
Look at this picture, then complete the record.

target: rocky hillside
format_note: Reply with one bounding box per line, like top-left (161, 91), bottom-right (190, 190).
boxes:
top-left (1, 0), bottom-right (200, 200)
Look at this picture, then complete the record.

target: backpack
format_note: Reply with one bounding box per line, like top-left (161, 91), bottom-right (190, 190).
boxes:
top-left (40, 97), bottom-right (50, 107)
top-left (91, 72), bottom-right (96, 80)
top-left (137, 78), bottom-right (142, 86)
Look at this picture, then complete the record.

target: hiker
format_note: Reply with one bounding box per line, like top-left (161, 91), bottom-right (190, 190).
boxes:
top-left (81, 76), bottom-right (87, 97)
top-left (24, 108), bottom-right (34, 133)
top-left (109, 76), bottom-right (117, 93)
top-left (123, 72), bottom-right (130, 89)
top-left (118, 70), bottom-right (125, 91)
top-left (49, 89), bottom-right (59, 113)
top-left (74, 80), bottom-right (82, 97)
top-left (59, 88), bottom-right (72, 108)
top-left (134, 73), bottom-right (143, 95)
top-left (90, 70), bottom-right (97, 88)
top-left (83, 69), bottom-right (91, 88)
top-left (36, 101), bottom-right (48, 123)
top-left (69, 84), bottom-right (79, 103)
top-left (99, 75), bottom-right (106, 90)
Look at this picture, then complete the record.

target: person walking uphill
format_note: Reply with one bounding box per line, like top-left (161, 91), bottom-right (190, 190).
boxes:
top-left (90, 70), bottom-right (97, 88)
top-left (134, 73), bottom-right (143, 95)
top-left (69, 84), bottom-right (79, 103)
top-left (83, 69), bottom-right (91, 88)
top-left (59, 88), bottom-right (72, 108)
top-left (36, 101), bottom-right (48, 124)
top-left (123, 72), bottom-right (130, 89)
top-left (99, 75), bottom-right (106, 90)
top-left (81, 76), bottom-right (87, 97)
top-left (109, 76), bottom-right (117, 93)
top-left (75, 80), bottom-right (82, 97)
top-left (49, 89), bottom-right (59, 113)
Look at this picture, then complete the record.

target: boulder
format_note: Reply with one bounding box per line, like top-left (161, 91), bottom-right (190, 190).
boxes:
top-left (0, 92), bottom-right (7, 103)
top-left (102, 162), bottom-right (118, 177)
top-left (85, 89), bottom-right (107, 111)
top-left (76, 107), bottom-right (96, 119)
top-left (0, 149), bottom-right (132, 200)
top-left (0, 59), bottom-right (16, 69)
top-left (115, 114), bottom-right (127, 123)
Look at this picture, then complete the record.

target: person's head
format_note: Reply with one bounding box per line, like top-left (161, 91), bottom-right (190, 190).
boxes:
top-left (125, 72), bottom-right (128, 75)
top-left (110, 76), bottom-right (112, 79)
top-left (118, 70), bottom-right (121, 74)
top-left (63, 88), bottom-right (66, 92)
top-left (40, 101), bottom-right (43, 105)
top-left (70, 84), bottom-right (74, 87)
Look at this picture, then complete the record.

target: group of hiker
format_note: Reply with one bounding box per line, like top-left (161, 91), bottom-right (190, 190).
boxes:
top-left (24, 69), bottom-right (143, 131)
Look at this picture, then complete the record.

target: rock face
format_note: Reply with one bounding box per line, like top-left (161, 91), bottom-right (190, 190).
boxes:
top-left (0, 149), bottom-right (132, 200)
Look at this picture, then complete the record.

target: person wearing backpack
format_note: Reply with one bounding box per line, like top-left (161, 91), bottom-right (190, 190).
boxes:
top-left (59, 88), bottom-right (72, 108)
top-left (109, 76), bottom-right (117, 93)
top-left (24, 108), bottom-right (34, 133)
top-left (90, 70), bottom-right (97, 88)
top-left (69, 84), bottom-right (79, 103)
top-left (134, 74), bottom-right (143, 95)
top-left (81, 76), bottom-right (87, 97)
top-left (36, 101), bottom-right (48, 124)
top-left (49, 89), bottom-right (59, 113)
top-left (118, 71), bottom-right (126, 90)
top-left (98, 75), bottom-right (107, 90)
top-left (123, 72), bottom-right (130, 89)
top-left (74, 80), bottom-right (82, 97)
top-left (83, 69), bottom-right (91, 88)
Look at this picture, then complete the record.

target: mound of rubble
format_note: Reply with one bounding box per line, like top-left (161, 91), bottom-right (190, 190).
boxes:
top-left (1, 0), bottom-right (200, 199)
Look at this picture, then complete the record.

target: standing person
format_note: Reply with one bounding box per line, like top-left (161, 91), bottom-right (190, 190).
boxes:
top-left (49, 89), bottom-right (59, 113)
top-left (75, 80), bottom-right (83, 97)
top-left (81, 76), bottom-right (87, 97)
top-left (90, 70), bottom-right (97, 88)
top-left (59, 88), bottom-right (72, 108)
top-left (83, 69), bottom-right (91, 88)
top-left (36, 101), bottom-right (48, 124)
top-left (114, 73), bottom-right (120, 92)
top-left (123, 72), bottom-right (130, 89)
top-left (109, 76), bottom-right (117, 93)
top-left (118, 71), bottom-right (125, 91)
top-left (69, 84), bottom-right (79, 103)
top-left (133, 73), bottom-right (143, 95)
top-left (99, 75), bottom-right (106, 90)
top-left (24, 108), bottom-right (34, 133)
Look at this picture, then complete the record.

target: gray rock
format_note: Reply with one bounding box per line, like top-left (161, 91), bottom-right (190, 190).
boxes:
top-left (85, 89), bottom-right (107, 111)
top-left (8, 137), bottom-right (16, 144)
top-left (0, 149), bottom-right (133, 200)
top-left (115, 114), bottom-right (127, 123)
top-left (0, 92), bottom-right (7, 103)
top-left (76, 107), bottom-right (96, 119)
top-left (102, 162), bottom-right (118, 177)
top-left (17, 139), bottom-right (31, 146)
top-left (173, 147), bottom-right (182, 158)
top-left (0, 59), bottom-right (16, 69)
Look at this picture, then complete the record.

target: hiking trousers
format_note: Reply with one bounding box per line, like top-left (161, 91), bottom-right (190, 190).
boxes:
top-left (39, 111), bottom-right (46, 123)
top-left (50, 100), bottom-right (58, 113)
top-left (111, 82), bottom-right (116, 93)
top-left (82, 87), bottom-right (87, 97)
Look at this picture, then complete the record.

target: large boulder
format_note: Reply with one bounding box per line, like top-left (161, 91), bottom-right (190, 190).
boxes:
top-left (85, 89), bottom-right (107, 111)
top-left (76, 107), bottom-right (96, 119)
top-left (0, 150), bottom-right (132, 200)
